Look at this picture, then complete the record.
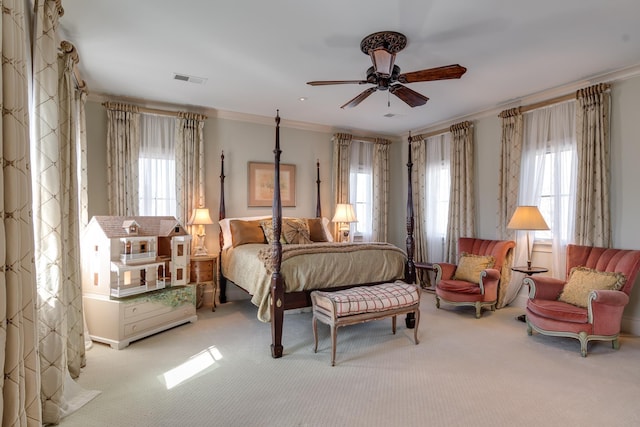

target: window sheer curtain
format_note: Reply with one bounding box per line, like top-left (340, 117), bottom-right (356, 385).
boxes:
top-left (445, 121), bottom-right (475, 262)
top-left (139, 114), bottom-right (176, 216)
top-left (574, 83), bottom-right (611, 247)
top-left (1, 0), bottom-right (42, 424)
top-left (105, 102), bottom-right (140, 216)
top-left (518, 102), bottom-right (577, 285)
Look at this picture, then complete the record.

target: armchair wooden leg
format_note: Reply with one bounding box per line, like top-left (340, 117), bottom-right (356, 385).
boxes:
top-left (435, 296), bottom-right (440, 309)
top-left (475, 302), bottom-right (482, 319)
top-left (613, 338), bottom-right (620, 350)
top-left (579, 332), bottom-right (588, 357)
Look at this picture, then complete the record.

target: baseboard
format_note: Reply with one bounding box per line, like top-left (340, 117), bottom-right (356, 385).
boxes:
top-left (509, 293), bottom-right (640, 336)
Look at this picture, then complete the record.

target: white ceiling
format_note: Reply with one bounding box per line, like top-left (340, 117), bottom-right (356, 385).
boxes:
top-left (58, 0), bottom-right (640, 136)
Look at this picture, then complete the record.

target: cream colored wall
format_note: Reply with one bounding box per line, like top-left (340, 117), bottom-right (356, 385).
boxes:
top-left (84, 104), bottom-right (335, 255)
top-left (388, 74), bottom-right (640, 333)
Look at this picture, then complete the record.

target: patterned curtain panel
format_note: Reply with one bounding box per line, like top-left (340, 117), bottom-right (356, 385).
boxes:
top-left (175, 112), bottom-right (206, 248)
top-left (496, 107), bottom-right (523, 307)
top-left (410, 136), bottom-right (429, 286)
top-left (32, 1), bottom-right (93, 423)
top-left (372, 139), bottom-right (391, 242)
top-left (105, 102), bottom-right (140, 216)
top-left (574, 83), bottom-right (612, 247)
top-left (1, 0), bottom-right (43, 424)
top-left (332, 133), bottom-right (352, 239)
top-left (445, 121), bottom-right (475, 262)
top-left (497, 108), bottom-right (523, 238)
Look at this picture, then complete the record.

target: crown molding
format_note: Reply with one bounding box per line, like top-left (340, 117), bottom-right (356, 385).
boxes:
top-left (400, 63), bottom-right (640, 140)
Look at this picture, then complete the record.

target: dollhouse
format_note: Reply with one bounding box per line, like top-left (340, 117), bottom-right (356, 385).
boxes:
top-left (81, 216), bottom-right (197, 349)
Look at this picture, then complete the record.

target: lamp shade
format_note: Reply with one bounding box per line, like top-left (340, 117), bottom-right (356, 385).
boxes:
top-left (188, 208), bottom-right (214, 226)
top-left (507, 206), bottom-right (549, 230)
top-left (370, 48), bottom-right (395, 75)
top-left (332, 203), bottom-right (357, 224)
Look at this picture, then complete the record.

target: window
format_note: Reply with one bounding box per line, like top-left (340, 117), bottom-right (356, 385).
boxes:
top-left (535, 149), bottom-right (575, 243)
top-left (349, 141), bottom-right (373, 241)
top-left (424, 134), bottom-right (451, 262)
top-left (139, 114), bottom-right (177, 216)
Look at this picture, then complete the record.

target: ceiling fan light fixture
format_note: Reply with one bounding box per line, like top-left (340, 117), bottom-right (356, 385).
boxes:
top-left (370, 47), bottom-right (395, 76)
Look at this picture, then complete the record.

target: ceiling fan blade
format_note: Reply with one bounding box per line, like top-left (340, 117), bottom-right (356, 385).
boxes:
top-left (389, 84), bottom-right (429, 107)
top-left (398, 64), bottom-right (467, 83)
top-left (307, 80), bottom-right (369, 86)
top-left (340, 87), bottom-right (377, 109)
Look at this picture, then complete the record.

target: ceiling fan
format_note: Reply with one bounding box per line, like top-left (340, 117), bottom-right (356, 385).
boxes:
top-left (307, 31), bottom-right (467, 109)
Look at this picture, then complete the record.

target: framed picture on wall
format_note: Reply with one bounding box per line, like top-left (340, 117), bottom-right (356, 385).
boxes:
top-left (248, 162), bottom-right (296, 207)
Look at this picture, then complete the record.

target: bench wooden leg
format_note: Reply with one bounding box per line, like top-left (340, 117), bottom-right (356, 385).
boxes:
top-left (331, 324), bottom-right (337, 366)
top-left (312, 315), bottom-right (318, 353)
top-left (413, 309), bottom-right (420, 345)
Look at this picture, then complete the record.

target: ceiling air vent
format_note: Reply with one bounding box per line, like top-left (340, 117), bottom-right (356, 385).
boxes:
top-left (173, 73), bottom-right (207, 85)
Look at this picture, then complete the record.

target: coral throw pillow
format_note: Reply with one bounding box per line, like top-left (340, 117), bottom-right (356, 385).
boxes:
top-left (453, 253), bottom-right (495, 283)
top-left (558, 266), bottom-right (626, 308)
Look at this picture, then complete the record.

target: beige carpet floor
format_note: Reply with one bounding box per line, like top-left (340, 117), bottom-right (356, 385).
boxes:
top-left (60, 288), bottom-right (640, 427)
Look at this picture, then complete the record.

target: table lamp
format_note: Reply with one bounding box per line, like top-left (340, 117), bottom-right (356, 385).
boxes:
top-left (188, 207), bottom-right (214, 256)
top-left (332, 203), bottom-right (357, 243)
top-left (507, 205), bottom-right (549, 269)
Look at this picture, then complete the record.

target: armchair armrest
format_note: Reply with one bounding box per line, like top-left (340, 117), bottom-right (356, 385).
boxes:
top-left (433, 262), bottom-right (456, 283)
top-left (588, 289), bottom-right (630, 335)
top-left (523, 276), bottom-right (566, 300)
top-left (479, 268), bottom-right (500, 297)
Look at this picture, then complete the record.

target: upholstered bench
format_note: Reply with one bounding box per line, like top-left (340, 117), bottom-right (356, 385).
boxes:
top-left (311, 281), bottom-right (421, 366)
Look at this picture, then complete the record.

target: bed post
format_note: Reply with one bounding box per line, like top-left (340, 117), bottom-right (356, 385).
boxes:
top-left (405, 132), bottom-right (417, 329)
top-left (316, 159), bottom-right (322, 217)
top-left (270, 111), bottom-right (285, 358)
top-left (218, 151), bottom-right (227, 303)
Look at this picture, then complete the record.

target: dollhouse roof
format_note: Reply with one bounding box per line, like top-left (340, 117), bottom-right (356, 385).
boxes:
top-left (89, 216), bottom-right (189, 238)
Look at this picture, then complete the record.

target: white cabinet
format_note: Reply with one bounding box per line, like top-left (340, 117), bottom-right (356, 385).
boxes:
top-left (83, 285), bottom-right (197, 350)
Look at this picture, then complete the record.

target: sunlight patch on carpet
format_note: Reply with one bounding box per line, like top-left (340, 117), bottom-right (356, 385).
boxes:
top-left (160, 346), bottom-right (223, 389)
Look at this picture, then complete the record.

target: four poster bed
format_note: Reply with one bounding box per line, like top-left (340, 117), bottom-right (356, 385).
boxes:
top-left (217, 112), bottom-right (417, 358)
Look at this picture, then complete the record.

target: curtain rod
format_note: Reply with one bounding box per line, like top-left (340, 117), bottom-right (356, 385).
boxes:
top-left (411, 89), bottom-right (589, 141)
top-left (102, 102), bottom-right (208, 120)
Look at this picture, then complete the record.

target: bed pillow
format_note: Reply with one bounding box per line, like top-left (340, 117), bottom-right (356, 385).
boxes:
top-left (558, 266), bottom-right (626, 308)
top-left (283, 218), bottom-right (312, 244)
top-left (219, 216), bottom-right (270, 249)
top-left (306, 218), bottom-right (329, 242)
top-left (259, 219), bottom-right (287, 244)
top-left (453, 253), bottom-right (495, 283)
top-left (229, 219), bottom-right (267, 247)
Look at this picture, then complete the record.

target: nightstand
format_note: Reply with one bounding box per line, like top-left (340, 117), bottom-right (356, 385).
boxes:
top-left (190, 255), bottom-right (218, 311)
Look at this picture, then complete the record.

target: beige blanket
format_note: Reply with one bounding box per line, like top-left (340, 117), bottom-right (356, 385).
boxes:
top-left (222, 242), bottom-right (406, 322)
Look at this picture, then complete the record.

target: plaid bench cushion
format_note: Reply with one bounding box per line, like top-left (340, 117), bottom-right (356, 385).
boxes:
top-left (313, 281), bottom-right (420, 317)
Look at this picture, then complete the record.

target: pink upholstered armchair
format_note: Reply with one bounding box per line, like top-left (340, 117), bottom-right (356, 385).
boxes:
top-left (525, 244), bottom-right (640, 357)
top-left (434, 238), bottom-right (516, 318)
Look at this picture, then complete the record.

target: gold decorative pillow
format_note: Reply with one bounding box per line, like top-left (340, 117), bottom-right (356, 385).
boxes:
top-left (558, 266), bottom-right (626, 308)
top-left (229, 220), bottom-right (267, 247)
top-left (283, 218), bottom-right (312, 244)
top-left (260, 219), bottom-right (282, 244)
top-left (306, 218), bottom-right (328, 242)
top-left (453, 253), bottom-right (495, 283)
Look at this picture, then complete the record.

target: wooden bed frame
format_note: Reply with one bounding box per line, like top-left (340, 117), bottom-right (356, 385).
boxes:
top-left (218, 111), bottom-right (416, 358)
